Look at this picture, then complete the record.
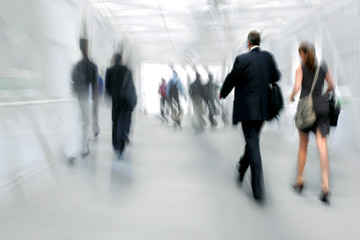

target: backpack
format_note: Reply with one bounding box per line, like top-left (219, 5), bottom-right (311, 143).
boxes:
top-left (119, 70), bottom-right (137, 110)
top-left (159, 85), bottom-right (167, 98)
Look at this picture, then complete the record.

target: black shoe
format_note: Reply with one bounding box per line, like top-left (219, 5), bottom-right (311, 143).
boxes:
top-left (238, 171), bottom-right (245, 183)
top-left (292, 181), bottom-right (304, 194)
top-left (68, 156), bottom-right (75, 163)
top-left (320, 190), bottom-right (330, 204)
top-left (94, 130), bottom-right (100, 137)
top-left (254, 195), bottom-right (264, 203)
top-left (237, 164), bottom-right (245, 183)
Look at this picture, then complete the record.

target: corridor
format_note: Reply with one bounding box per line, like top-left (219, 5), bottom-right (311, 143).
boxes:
top-left (0, 103), bottom-right (358, 240)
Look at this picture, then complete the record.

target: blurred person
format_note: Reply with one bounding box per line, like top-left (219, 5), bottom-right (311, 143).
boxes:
top-left (289, 41), bottom-right (335, 203)
top-left (69, 38), bottom-right (98, 161)
top-left (219, 30), bottom-right (281, 202)
top-left (167, 68), bottom-right (186, 128)
top-left (158, 78), bottom-right (169, 124)
top-left (105, 53), bottom-right (137, 159)
top-left (92, 70), bottom-right (104, 137)
top-left (203, 73), bottom-right (218, 128)
top-left (189, 72), bottom-right (205, 132)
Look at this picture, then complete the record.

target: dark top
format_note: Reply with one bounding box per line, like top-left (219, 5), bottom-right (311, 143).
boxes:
top-left (220, 48), bottom-right (281, 124)
top-left (105, 64), bottom-right (137, 111)
top-left (299, 61), bottom-right (330, 135)
top-left (189, 77), bottom-right (202, 99)
top-left (71, 57), bottom-right (98, 100)
top-left (203, 79), bottom-right (216, 102)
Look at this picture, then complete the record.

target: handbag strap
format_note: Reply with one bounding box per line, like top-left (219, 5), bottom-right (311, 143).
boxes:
top-left (310, 66), bottom-right (320, 94)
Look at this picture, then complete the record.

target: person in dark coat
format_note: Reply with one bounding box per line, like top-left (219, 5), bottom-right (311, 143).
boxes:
top-left (189, 72), bottom-right (205, 132)
top-left (219, 30), bottom-right (281, 201)
top-left (167, 69), bottom-right (186, 127)
top-left (105, 53), bottom-right (137, 158)
top-left (70, 38), bottom-right (98, 161)
top-left (203, 73), bottom-right (217, 128)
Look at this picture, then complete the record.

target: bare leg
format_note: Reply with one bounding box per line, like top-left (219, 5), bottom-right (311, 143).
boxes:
top-left (296, 131), bottom-right (309, 183)
top-left (315, 128), bottom-right (330, 192)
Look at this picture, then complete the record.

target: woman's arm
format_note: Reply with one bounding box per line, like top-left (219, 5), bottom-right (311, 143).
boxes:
top-left (289, 64), bottom-right (303, 101)
top-left (325, 68), bottom-right (336, 94)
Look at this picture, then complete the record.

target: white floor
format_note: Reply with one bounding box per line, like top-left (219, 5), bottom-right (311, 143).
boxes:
top-left (0, 102), bottom-right (359, 240)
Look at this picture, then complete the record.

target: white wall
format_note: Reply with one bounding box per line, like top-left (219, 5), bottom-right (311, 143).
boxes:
top-left (0, 0), bottom-right (118, 101)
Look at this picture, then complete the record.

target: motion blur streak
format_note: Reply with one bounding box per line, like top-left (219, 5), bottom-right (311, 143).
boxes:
top-left (0, 0), bottom-right (359, 239)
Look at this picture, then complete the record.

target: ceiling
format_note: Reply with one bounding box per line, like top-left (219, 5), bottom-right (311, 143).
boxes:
top-left (89, 0), bottom-right (340, 64)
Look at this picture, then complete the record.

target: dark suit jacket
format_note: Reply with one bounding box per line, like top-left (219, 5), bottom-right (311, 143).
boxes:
top-left (220, 48), bottom-right (280, 124)
top-left (105, 64), bottom-right (137, 112)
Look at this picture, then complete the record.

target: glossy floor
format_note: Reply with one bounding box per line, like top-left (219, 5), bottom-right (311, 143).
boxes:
top-left (0, 103), bottom-right (359, 240)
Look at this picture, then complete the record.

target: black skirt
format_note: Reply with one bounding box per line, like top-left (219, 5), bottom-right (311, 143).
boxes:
top-left (301, 94), bottom-right (330, 136)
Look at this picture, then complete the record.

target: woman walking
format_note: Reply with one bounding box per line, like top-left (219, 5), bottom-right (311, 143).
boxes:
top-left (289, 41), bottom-right (336, 203)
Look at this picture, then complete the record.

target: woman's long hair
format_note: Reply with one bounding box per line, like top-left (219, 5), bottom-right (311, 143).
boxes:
top-left (299, 41), bottom-right (316, 72)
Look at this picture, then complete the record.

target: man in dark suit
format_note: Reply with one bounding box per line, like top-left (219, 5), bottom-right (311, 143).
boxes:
top-left (219, 30), bottom-right (281, 201)
top-left (105, 53), bottom-right (137, 158)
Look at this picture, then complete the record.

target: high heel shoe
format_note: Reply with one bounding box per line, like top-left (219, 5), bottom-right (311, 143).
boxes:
top-left (292, 181), bottom-right (304, 194)
top-left (320, 188), bottom-right (331, 204)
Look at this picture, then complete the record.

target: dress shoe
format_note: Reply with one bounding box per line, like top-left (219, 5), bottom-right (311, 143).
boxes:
top-left (68, 156), bottom-right (75, 163)
top-left (238, 171), bottom-right (245, 183)
top-left (237, 164), bottom-right (245, 183)
top-left (94, 130), bottom-right (100, 137)
top-left (254, 195), bottom-right (264, 204)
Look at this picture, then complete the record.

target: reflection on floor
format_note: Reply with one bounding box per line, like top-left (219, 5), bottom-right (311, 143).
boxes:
top-left (0, 103), bottom-right (359, 240)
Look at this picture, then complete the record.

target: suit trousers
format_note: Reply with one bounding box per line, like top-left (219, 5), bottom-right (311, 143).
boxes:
top-left (112, 108), bottom-right (132, 152)
top-left (239, 120), bottom-right (264, 199)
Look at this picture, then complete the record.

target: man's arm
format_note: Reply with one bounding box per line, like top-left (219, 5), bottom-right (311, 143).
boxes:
top-left (220, 57), bottom-right (241, 99)
top-left (105, 68), bottom-right (111, 96)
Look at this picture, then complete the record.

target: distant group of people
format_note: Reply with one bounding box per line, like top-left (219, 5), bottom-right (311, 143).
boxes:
top-left (157, 68), bottom-right (186, 128)
top-left (158, 68), bottom-right (220, 132)
top-left (189, 71), bottom-right (219, 132)
top-left (70, 38), bottom-right (137, 161)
